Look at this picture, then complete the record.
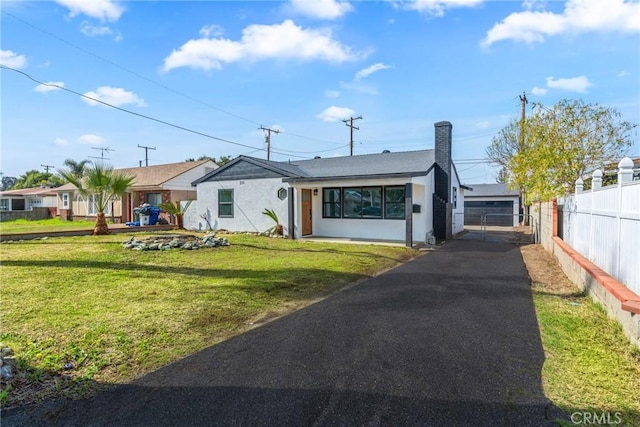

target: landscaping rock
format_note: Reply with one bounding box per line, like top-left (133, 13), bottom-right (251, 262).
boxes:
top-left (122, 234), bottom-right (230, 251)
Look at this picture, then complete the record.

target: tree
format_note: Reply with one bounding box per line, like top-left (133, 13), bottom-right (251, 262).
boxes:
top-left (1, 176), bottom-right (17, 191)
top-left (185, 155), bottom-right (233, 166)
top-left (58, 163), bottom-right (135, 235)
top-left (62, 158), bottom-right (92, 179)
top-left (486, 119), bottom-right (521, 171)
top-left (509, 99), bottom-right (636, 202)
top-left (13, 170), bottom-right (64, 189)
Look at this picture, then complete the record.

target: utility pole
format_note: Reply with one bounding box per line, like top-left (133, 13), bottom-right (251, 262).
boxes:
top-left (138, 144), bottom-right (156, 167)
top-left (90, 146), bottom-right (114, 162)
top-left (519, 92), bottom-right (528, 151)
top-left (519, 92), bottom-right (529, 225)
top-left (41, 164), bottom-right (55, 173)
top-left (259, 126), bottom-right (280, 161)
top-left (342, 116), bottom-right (363, 156)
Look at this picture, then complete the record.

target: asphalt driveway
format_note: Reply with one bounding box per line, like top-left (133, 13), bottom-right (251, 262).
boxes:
top-left (3, 239), bottom-right (565, 426)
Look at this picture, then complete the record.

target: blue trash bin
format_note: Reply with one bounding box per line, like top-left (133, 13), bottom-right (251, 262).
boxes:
top-left (149, 207), bottom-right (161, 225)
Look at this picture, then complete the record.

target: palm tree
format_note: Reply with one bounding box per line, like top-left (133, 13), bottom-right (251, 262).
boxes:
top-left (63, 158), bottom-right (92, 179)
top-left (58, 163), bottom-right (135, 235)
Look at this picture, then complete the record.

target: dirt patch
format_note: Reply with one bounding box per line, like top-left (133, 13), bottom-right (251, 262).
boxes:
top-left (519, 243), bottom-right (580, 296)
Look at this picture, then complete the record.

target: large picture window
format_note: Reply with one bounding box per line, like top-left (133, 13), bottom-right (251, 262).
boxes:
top-left (322, 188), bottom-right (341, 218)
top-left (384, 186), bottom-right (405, 219)
top-left (342, 187), bottom-right (382, 219)
top-left (218, 189), bottom-right (234, 217)
top-left (322, 185), bottom-right (406, 220)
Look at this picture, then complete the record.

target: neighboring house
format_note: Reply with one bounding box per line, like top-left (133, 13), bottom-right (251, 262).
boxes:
top-left (463, 183), bottom-right (520, 226)
top-left (189, 121), bottom-right (470, 246)
top-left (55, 160), bottom-right (218, 223)
top-left (0, 186), bottom-right (58, 212)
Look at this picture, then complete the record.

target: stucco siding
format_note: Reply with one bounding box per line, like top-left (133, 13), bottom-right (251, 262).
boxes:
top-left (163, 161), bottom-right (217, 190)
top-left (193, 178), bottom-right (289, 233)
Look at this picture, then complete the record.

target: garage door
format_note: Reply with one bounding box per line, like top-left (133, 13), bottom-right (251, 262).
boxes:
top-left (464, 201), bottom-right (514, 226)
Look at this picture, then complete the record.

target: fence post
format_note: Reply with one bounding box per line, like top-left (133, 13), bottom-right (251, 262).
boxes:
top-left (618, 157), bottom-right (634, 184)
top-left (592, 169), bottom-right (603, 190)
top-left (575, 178), bottom-right (583, 194)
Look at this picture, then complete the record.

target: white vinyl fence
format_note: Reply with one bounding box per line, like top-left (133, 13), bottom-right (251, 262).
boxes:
top-left (558, 158), bottom-right (640, 295)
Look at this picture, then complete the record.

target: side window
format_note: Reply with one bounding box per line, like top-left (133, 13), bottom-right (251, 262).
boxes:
top-left (62, 193), bottom-right (69, 208)
top-left (218, 189), bottom-right (234, 218)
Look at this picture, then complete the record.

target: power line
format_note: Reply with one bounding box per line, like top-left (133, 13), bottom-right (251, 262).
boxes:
top-left (1, 10), bottom-right (346, 148)
top-left (41, 164), bottom-right (55, 173)
top-left (1, 65), bottom-right (309, 159)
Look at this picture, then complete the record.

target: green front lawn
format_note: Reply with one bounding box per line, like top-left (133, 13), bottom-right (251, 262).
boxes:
top-left (0, 232), bottom-right (417, 407)
top-left (0, 218), bottom-right (97, 234)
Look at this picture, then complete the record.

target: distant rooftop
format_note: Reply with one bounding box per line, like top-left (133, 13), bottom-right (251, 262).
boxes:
top-left (465, 183), bottom-right (519, 197)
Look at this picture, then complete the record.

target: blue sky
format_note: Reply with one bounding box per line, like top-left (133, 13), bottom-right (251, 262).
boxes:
top-left (1, 0), bottom-right (639, 184)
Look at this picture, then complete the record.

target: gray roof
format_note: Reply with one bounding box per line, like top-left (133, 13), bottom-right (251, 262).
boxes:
top-left (193, 150), bottom-right (436, 185)
top-left (465, 183), bottom-right (519, 197)
top-left (289, 150), bottom-right (435, 179)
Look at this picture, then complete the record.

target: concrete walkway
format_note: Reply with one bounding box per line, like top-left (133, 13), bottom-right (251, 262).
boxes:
top-left (3, 239), bottom-right (565, 426)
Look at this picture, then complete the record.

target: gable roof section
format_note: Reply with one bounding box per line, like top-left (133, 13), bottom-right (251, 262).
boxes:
top-left (192, 156), bottom-right (310, 185)
top-left (54, 160), bottom-right (215, 192)
top-left (193, 150), bottom-right (436, 185)
top-left (119, 159), bottom-right (213, 188)
top-left (0, 187), bottom-right (58, 197)
top-left (465, 183), bottom-right (518, 197)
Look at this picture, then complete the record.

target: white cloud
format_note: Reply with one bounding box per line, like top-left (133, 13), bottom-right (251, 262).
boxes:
top-left (404, 0), bottom-right (484, 16)
top-left (78, 134), bottom-right (105, 145)
top-left (546, 75), bottom-right (593, 93)
top-left (476, 121), bottom-right (490, 129)
top-left (325, 89), bottom-right (341, 98)
top-left (522, 0), bottom-right (547, 11)
top-left (82, 86), bottom-right (146, 107)
top-left (200, 24), bottom-right (224, 38)
top-left (354, 62), bottom-right (391, 81)
top-left (288, 0), bottom-right (353, 19)
top-left (618, 70), bottom-right (630, 77)
top-left (0, 50), bottom-right (27, 69)
top-left (80, 22), bottom-right (121, 40)
top-left (482, 0), bottom-right (640, 47)
top-left (54, 138), bottom-right (69, 147)
top-left (55, 0), bottom-right (124, 22)
top-left (316, 106), bottom-right (355, 122)
top-left (531, 86), bottom-right (548, 96)
top-left (162, 20), bottom-right (365, 72)
top-left (34, 81), bottom-right (65, 93)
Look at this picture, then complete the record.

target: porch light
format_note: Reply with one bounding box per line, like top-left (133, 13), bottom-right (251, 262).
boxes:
top-left (313, 189), bottom-right (318, 196)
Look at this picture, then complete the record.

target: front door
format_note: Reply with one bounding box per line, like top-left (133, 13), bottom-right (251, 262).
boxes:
top-left (302, 189), bottom-right (312, 236)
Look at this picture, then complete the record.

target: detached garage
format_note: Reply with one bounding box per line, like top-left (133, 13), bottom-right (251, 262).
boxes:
top-left (464, 184), bottom-right (520, 226)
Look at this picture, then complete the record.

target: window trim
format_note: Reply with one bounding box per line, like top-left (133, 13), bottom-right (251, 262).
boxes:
top-left (321, 185), bottom-right (406, 220)
top-left (218, 189), bottom-right (234, 218)
top-left (322, 187), bottom-right (341, 218)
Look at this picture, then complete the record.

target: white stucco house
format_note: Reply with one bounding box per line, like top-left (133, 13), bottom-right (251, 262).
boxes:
top-left (187, 121), bottom-right (469, 247)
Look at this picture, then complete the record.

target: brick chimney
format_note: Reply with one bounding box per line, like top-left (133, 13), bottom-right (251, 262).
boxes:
top-left (433, 121), bottom-right (452, 240)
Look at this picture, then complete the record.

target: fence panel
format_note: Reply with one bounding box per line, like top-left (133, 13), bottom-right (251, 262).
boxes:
top-left (560, 181), bottom-right (640, 295)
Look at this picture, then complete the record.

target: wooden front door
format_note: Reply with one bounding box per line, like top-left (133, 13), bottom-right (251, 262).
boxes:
top-left (302, 189), bottom-right (312, 236)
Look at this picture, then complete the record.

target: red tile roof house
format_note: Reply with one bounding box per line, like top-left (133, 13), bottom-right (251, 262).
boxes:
top-left (187, 121), bottom-right (470, 247)
top-left (54, 160), bottom-right (217, 224)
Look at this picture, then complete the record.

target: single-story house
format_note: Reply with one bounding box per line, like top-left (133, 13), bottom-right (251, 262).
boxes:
top-left (0, 186), bottom-right (58, 212)
top-left (188, 121), bottom-right (470, 246)
top-left (463, 183), bottom-right (520, 226)
top-left (55, 159), bottom-right (217, 223)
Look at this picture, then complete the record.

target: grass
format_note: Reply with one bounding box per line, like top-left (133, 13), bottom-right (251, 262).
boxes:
top-left (0, 232), bottom-right (417, 407)
top-left (0, 218), bottom-right (97, 234)
top-left (520, 245), bottom-right (640, 426)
